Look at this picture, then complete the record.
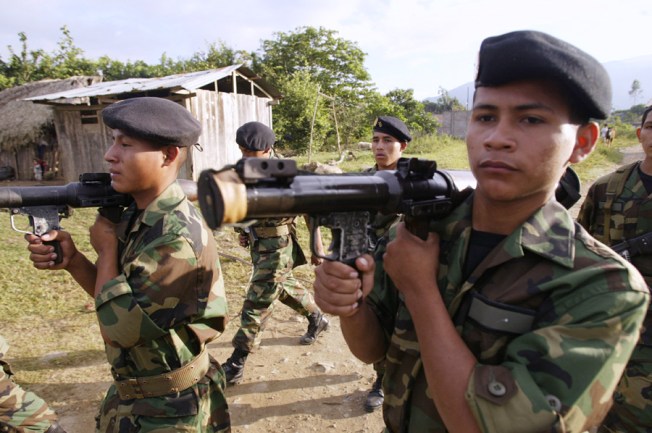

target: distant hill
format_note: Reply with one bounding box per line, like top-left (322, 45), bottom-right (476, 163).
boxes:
top-left (429, 55), bottom-right (652, 111)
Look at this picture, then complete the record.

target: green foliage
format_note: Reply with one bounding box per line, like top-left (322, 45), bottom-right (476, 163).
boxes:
top-left (0, 25), bottom-right (439, 151)
top-left (258, 26), bottom-right (371, 95)
top-left (273, 70), bottom-right (330, 154)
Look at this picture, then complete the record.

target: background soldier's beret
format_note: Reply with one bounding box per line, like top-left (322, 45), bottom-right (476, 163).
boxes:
top-left (373, 116), bottom-right (412, 142)
top-left (102, 97), bottom-right (201, 147)
top-left (475, 30), bottom-right (612, 120)
top-left (236, 121), bottom-right (276, 151)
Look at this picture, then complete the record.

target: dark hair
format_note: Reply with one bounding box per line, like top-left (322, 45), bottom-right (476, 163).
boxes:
top-left (641, 106), bottom-right (652, 126)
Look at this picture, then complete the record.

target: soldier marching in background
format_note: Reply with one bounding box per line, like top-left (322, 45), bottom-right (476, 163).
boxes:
top-left (362, 115), bottom-right (411, 413)
top-left (221, 121), bottom-right (329, 386)
top-left (578, 105), bottom-right (652, 433)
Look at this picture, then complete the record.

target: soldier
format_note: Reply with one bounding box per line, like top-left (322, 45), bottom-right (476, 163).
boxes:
top-left (221, 121), bottom-right (329, 385)
top-left (0, 335), bottom-right (66, 433)
top-left (24, 97), bottom-right (230, 432)
top-left (362, 115), bottom-right (411, 413)
top-left (578, 105), bottom-right (652, 433)
top-left (313, 30), bottom-right (650, 432)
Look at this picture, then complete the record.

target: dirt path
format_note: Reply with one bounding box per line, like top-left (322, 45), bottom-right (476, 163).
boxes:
top-left (45, 309), bottom-right (384, 433)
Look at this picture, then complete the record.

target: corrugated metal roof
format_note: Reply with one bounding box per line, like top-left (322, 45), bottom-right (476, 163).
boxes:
top-left (25, 64), bottom-right (281, 103)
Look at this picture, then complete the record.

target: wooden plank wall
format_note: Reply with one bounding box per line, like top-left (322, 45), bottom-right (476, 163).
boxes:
top-left (187, 91), bottom-right (272, 180)
top-left (48, 92), bottom-right (273, 182)
top-left (54, 110), bottom-right (112, 182)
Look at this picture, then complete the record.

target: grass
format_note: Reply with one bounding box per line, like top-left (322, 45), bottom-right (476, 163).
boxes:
top-left (0, 132), bottom-right (640, 385)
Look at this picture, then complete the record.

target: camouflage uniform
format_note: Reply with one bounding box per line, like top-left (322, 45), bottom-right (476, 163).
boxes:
top-left (365, 166), bottom-right (402, 387)
top-left (366, 194), bottom-right (650, 433)
top-left (94, 182), bottom-right (230, 433)
top-left (0, 336), bottom-right (60, 433)
top-left (578, 161), bottom-right (652, 433)
top-left (232, 217), bottom-right (319, 352)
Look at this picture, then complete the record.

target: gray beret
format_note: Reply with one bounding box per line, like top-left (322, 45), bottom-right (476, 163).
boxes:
top-left (101, 97), bottom-right (201, 147)
top-left (475, 30), bottom-right (612, 120)
top-left (373, 116), bottom-right (412, 142)
top-left (236, 121), bottom-right (275, 151)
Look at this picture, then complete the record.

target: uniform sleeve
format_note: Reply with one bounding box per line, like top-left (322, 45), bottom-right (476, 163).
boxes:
top-left (465, 269), bottom-right (650, 433)
top-left (0, 363), bottom-right (58, 429)
top-left (576, 184), bottom-right (596, 230)
top-left (95, 233), bottom-right (202, 348)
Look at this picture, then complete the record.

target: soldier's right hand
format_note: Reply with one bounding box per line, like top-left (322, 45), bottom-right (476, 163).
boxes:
top-left (25, 230), bottom-right (77, 270)
top-left (313, 255), bottom-right (375, 317)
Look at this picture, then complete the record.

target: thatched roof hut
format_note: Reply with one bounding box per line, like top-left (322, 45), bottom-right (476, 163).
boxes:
top-left (0, 77), bottom-right (100, 150)
top-left (0, 77), bottom-right (101, 179)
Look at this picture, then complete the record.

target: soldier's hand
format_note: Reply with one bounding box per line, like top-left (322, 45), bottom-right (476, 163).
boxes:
top-left (89, 213), bottom-right (118, 257)
top-left (238, 233), bottom-right (250, 248)
top-left (25, 230), bottom-right (77, 270)
top-left (310, 255), bottom-right (323, 266)
top-left (384, 223), bottom-right (440, 300)
top-left (314, 254), bottom-right (375, 317)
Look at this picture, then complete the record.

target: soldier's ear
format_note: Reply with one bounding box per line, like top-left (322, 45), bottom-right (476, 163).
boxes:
top-left (569, 122), bottom-right (599, 164)
top-left (162, 146), bottom-right (180, 166)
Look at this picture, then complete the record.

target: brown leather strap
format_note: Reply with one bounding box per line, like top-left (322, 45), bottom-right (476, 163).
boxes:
top-left (114, 349), bottom-right (210, 400)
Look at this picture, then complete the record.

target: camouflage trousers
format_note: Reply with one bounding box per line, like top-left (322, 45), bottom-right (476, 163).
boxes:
top-left (232, 236), bottom-right (318, 353)
top-left (95, 358), bottom-right (230, 433)
top-left (599, 345), bottom-right (652, 433)
top-left (0, 362), bottom-right (58, 432)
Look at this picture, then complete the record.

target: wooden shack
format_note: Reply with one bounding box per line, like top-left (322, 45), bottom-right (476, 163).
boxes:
top-left (26, 65), bottom-right (281, 181)
top-left (0, 77), bottom-right (101, 180)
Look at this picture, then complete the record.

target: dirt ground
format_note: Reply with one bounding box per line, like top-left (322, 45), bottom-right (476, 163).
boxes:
top-left (9, 144), bottom-right (646, 433)
top-left (45, 310), bottom-right (385, 433)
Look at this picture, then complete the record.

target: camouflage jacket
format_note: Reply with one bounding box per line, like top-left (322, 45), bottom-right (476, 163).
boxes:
top-left (0, 336), bottom-right (58, 432)
top-left (94, 182), bottom-right (228, 418)
top-left (366, 194), bottom-right (650, 433)
top-left (577, 161), bottom-right (652, 286)
top-left (364, 166), bottom-right (402, 250)
top-left (578, 161), bottom-right (652, 348)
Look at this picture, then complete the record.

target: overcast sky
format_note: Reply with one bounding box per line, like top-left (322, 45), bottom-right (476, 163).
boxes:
top-left (1, 0), bottom-right (650, 100)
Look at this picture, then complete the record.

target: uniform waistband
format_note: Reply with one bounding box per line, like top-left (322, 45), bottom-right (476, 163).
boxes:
top-left (113, 349), bottom-right (210, 400)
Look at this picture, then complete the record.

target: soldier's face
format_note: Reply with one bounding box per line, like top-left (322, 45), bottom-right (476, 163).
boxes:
top-left (371, 132), bottom-right (406, 170)
top-left (466, 80), bottom-right (595, 207)
top-left (636, 112), bottom-right (652, 162)
top-left (104, 129), bottom-right (167, 194)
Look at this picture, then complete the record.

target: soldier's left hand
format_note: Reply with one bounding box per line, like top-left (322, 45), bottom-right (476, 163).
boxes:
top-left (384, 223), bottom-right (440, 299)
top-left (89, 213), bottom-right (118, 257)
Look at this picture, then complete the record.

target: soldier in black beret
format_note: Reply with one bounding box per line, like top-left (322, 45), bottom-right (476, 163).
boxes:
top-left (370, 116), bottom-right (411, 171)
top-left (314, 30), bottom-right (648, 433)
top-left (222, 121), bottom-right (329, 386)
top-left (25, 96), bottom-right (231, 432)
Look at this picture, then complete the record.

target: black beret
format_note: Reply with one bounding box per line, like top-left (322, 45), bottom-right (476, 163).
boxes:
top-left (373, 116), bottom-right (412, 142)
top-left (236, 121), bottom-right (275, 151)
top-left (101, 97), bottom-right (201, 147)
top-left (475, 30), bottom-right (612, 120)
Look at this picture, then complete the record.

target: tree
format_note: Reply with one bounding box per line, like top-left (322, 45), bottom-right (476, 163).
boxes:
top-left (258, 26), bottom-right (371, 96)
top-left (385, 88), bottom-right (439, 136)
top-left (272, 70), bottom-right (330, 154)
top-left (256, 26), bottom-right (375, 151)
top-left (423, 87), bottom-right (465, 114)
top-left (629, 79), bottom-right (643, 106)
